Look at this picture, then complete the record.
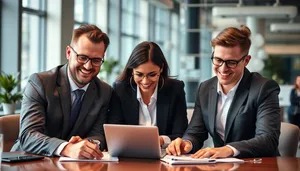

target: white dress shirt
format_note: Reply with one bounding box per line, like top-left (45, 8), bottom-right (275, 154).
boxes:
top-left (136, 85), bottom-right (171, 145)
top-left (54, 69), bottom-right (89, 156)
top-left (215, 74), bottom-right (243, 156)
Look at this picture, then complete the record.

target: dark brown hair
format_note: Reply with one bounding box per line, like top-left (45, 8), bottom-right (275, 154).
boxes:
top-left (294, 76), bottom-right (300, 90)
top-left (211, 25), bottom-right (251, 55)
top-left (70, 24), bottom-right (110, 50)
top-left (117, 41), bottom-right (170, 86)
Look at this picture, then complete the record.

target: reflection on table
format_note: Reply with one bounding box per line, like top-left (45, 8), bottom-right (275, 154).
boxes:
top-left (1, 156), bottom-right (300, 171)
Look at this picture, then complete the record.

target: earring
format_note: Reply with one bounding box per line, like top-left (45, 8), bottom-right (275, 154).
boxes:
top-left (130, 76), bottom-right (136, 91)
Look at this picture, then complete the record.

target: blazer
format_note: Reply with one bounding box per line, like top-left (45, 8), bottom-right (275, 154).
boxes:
top-left (183, 68), bottom-right (281, 158)
top-left (287, 88), bottom-right (300, 116)
top-left (11, 64), bottom-right (113, 156)
top-left (109, 79), bottom-right (188, 140)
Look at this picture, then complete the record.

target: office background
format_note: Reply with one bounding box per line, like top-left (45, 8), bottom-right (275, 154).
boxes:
top-left (0, 0), bottom-right (300, 109)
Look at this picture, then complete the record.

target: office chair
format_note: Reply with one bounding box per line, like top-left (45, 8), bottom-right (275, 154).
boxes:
top-left (0, 114), bottom-right (20, 152)
top-left (278, 122), bottom-right (300, 157)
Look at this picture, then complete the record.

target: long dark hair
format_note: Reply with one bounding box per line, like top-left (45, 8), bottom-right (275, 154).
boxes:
top-left (117, 41), bottom-right (170, 87)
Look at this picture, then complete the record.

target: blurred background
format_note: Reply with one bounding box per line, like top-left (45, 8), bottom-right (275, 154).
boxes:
top-left (1, 0), bottom-right (300, 116)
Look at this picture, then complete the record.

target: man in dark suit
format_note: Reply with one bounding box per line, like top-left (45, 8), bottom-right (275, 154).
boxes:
top-left (166, 25), bottom-right (280, 158)
top-left (11, 24), bottom-right (112, 159)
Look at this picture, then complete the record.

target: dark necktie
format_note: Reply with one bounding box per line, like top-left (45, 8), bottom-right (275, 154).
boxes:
top-left (70, 89), bottom-right (85, 129)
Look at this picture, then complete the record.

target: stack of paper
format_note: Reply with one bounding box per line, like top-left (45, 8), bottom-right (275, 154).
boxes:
top-left (161, 155), bottom-right (244, 165)
top-left (59, 152), bottom-right (119, 162)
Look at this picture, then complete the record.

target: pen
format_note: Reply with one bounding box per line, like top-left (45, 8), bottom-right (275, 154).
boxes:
top-left (88, 138), bottom-right (95, 144)
top-left (88, 138), bottom-right (100, 147)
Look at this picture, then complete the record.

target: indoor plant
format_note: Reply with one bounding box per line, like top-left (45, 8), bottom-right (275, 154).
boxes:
top-left (0, 72), bottom-right (23, 114)
top-left (100, 57), bottom-right (120, 84)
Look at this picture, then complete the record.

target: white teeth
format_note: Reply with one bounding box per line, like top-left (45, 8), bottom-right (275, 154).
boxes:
top-left (142, 84), bottom-right (150, 88)
top-left (220, 72), bottom-right (229, 76)
top-left (81, 69), bottom-right (91, 74)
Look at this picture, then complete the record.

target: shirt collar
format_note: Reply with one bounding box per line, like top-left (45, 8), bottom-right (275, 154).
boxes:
top-left (137, 84), bottom-right (158, 102)
top-left (217, 73), bottom-right (244, 96)
top-left (67, 68), bottom-right (89, 92)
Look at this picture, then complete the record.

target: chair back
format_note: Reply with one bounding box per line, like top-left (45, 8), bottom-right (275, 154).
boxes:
top-left (0, 114), bottom-right (20, 152)
top-left (278, 122), bottom-right (300, 157)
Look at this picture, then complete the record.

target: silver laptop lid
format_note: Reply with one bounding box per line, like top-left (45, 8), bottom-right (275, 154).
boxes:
top-left (104, 124), bottom-right (162, 159)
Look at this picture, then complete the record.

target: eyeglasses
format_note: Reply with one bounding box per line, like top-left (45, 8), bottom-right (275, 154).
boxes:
top-left (133, 72), bottom-right (160, 81)
top-left (69, 46), bottom-right (104, 67)
top-left (211, 52), bottom-right (247, 69)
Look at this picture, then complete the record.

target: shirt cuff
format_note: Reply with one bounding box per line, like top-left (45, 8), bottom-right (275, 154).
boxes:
top-left (161, 135), bottom-right (171, 149)
top-left (54, 142), bottom-right (68, 156)
top-left (226, 145), bottom-right (240, 157)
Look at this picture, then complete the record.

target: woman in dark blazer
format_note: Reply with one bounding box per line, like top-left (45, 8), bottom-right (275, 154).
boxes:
top-left (109, 41), bottom-right (188, 147)
top-left (288, 75), bottom-right (300, 128)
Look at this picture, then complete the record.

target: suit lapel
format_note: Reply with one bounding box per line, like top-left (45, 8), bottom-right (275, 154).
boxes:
top-left (70, 79), bottom-right (97, 135)
top-left (129, 85), bottom-right (139, 125)
top-left (224, 69), bottom-right (251, 142)
top-left (57, 65), bottom-right (72, 139)
top-left (157, 87), bottom-right (169, 133)
top-left (208, 78), bottom-right (218, 137)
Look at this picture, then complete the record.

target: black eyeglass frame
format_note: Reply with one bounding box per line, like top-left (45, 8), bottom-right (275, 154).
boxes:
top-left (69, 45), bottom-right (105, 66)
top-left (133, 72), bottom-right (161, 81)
top-left (210, 52), bottom-right (248, 69)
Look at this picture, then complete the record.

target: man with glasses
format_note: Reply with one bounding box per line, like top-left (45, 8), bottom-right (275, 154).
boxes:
top-left (12, 24), bottom-right (112, 159)
top-left (166, 25), bottom-right (280, 158)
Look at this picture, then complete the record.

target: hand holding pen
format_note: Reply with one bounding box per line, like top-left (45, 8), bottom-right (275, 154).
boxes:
top-left (61, 136), bottom-right (103, 159)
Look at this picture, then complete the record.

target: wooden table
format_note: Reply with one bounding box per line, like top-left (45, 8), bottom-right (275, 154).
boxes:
top-left (1, 157), bottom-right (300, 171)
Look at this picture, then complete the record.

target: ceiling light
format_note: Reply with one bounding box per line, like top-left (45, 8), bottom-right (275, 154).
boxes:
top-left (212, 6), bottom-right (297, 19)
top-left (270, 23), bottom-right (300, 33)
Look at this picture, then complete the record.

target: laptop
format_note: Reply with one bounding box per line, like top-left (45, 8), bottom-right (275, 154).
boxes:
top-left (104, 124), bottom-right (166, 159)
top-left (2, 152), bottom-right (44, 163)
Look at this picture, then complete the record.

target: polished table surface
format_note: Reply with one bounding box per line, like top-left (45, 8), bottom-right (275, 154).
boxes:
top-left (2, 156), bottom-right (300, 171)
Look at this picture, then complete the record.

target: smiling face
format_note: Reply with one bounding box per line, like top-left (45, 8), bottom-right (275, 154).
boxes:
top-left (66, 35), bottom-right (105, 88)
top-left (133, 61), bottom-right (161, 95)
top-left (213, 45), bottom-right (251, 94)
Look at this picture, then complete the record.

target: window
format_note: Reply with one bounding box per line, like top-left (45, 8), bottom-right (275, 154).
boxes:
top-left (120, 0), bottom-right (148, 66)
top-left (154, 8), bottom-right (170, 62)
top-left (22, 0), bottom-right (47, 87)
top-left (74, 0), bottom-right (97, 28)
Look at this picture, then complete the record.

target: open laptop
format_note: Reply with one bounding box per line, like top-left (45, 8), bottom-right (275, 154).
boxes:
top-left (2, 152), bottom-right (44, 163)
top-left (104, 124), bottom-right (166, 159)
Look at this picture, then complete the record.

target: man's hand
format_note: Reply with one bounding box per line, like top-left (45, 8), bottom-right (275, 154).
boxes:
top-left (166, 138), bottom-right (192, 156)
top-left (191, 146), bottom-right (233, 159)
top-left (61, 139), bottom-right (103, 159)
top-left (68, 136), bottom-right (83, 143)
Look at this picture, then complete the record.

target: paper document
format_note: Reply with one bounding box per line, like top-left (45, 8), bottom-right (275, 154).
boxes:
top-left (161, 155), bottom-right (244, 165)
top-left (59, 152), bottom-right (119, 162)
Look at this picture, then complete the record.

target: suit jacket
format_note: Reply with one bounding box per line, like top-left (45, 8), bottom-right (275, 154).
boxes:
top-left (11, 64), bottom-right (113, 156)
top-left (109, 79), bottom-right (188, 140)
top-left (288, 88), bottom-right (300, 116)
top-left (183, 68), bottom-right (281, 158)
